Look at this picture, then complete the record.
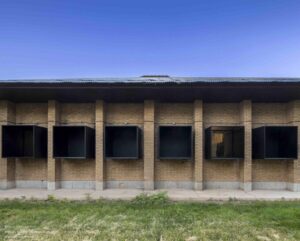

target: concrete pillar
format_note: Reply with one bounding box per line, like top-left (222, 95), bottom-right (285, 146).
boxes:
top-left (287, 100), bottom-right (300, 192)
top-left (95, 100), bottom-right (105, 190)
top-left (239, 100), bottom-right (252, 191)
top-left (144, 100), bottom-right (155, 190)
top-left (0, 101), bottom-right (16, 189)
top-left (47, 100), bottom-right (61, 190)
top-left (194, 100), bottom-right (203, 190)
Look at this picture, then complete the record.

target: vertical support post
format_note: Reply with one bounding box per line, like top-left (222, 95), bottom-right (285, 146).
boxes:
top-left (95, 100), bottom-right (105, 190)
top-left (144, 100), bottom-right (155, 190)
top-left (240, 100), bottom-right (252, 191)
top-left (0, 101), bottom-right (16, 189)
top-left (287, 100), bottom-right (300, 192)
top-left (194, 100), bottom-right (203, 190)
top-left (47, 100), bottom-right (61, 190)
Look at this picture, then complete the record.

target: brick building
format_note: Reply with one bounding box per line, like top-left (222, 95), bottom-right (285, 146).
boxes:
top-left (0, 76), bottom-right (299, 192)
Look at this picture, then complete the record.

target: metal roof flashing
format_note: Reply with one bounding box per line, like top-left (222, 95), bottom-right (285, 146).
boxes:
top-left (0, 77), bottom-right (300, 102)
top-left (0, 77), bottom-right (300, 85)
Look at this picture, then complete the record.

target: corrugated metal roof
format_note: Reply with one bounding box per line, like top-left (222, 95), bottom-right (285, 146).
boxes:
top-left (0, 77), bottom-right (300, 84)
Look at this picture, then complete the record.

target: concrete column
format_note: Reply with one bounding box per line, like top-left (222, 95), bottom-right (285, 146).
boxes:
top-left (144, 100), bottom-right (155, 190)
top-left (0, 101), bottom-right (16, 189)
top-left (47, 100), bottom-right (61, 190)
top-left (194, 100), bottom-right (203, 190)
top-left (287, 100), bottom-right (300, 192)
top-left (95, 100), bottom-right (105, 190)
top-left (239, 100), bottom-right (252, 191)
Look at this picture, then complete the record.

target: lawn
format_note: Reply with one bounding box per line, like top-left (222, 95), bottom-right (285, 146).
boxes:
top-left (0, 193), bottom-right (300, 241)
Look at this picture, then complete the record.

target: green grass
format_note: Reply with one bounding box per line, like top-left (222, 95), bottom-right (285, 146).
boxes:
top-left (0, 193), bottom-right (300, 241)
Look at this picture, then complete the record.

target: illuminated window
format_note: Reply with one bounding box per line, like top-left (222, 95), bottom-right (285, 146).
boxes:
top-left (205, 127), bottom-right (244, 159)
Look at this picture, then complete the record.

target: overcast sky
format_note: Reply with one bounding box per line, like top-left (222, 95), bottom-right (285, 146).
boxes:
top-left (0, 0), bottom-right (300, 79)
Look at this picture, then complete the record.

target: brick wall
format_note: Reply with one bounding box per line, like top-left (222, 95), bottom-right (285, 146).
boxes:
top-left (105, 103), bottom-right (144, 186)
top-left (252, 103), bottom-right (287, 127)
top-left (0, 101), bottom-right (16, 189)
top-left (252, 159), bottom-right (288, 182)
top-left (59, 103), bottom-right (95, 183)
top-left (60, 103), bottom-right (95, 127)
top-left (15, 103), bottom-right (48, 127)
top-left (0, 100), bottom-right (299, 191)
top-left (252, 103), bottom-right (289, 184)
top-left (15, 103), bottom-right (48, 186)
top-left (203, 103), bottom-right (241, 183)
top-left (155, 103), bottom-right (194, 183)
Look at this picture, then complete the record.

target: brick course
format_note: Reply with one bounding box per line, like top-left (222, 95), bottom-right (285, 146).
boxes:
top-left (194, 100), bottom-right (203, 190)
top-left (14, 103), bottom-right (48, 185)
top-left (105, 103), bottom-right (144, 188)
top-left (203, 103), bottom-right (241, 185)
top-left (0, 100), bottom-right (299, 191)
top-left (144, 100), bottom-right (155, 190)
top-left (0, 101), bottom-right (16, 189)
top-left (252, 103), bottom-right (289, 187)
top-left (59, 103), bottom-right (95, 184)
top-left (155, 103), bottom-right (194, 184)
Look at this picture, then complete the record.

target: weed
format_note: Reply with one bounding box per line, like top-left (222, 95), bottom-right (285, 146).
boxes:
top-left (132, 192), bottom-right (169, 205)
top-left (47, 194), bottom-right (56, 202)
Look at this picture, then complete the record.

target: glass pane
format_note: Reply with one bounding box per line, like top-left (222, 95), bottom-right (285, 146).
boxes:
top-left (212, 131), bottom-right (232, 158)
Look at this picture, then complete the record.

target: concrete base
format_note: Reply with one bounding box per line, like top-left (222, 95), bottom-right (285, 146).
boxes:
top-left (155, 181), bottom-right (193, 189)
top-left (47, 181), bottom-right (61, 190)
top-left (106, 181), bottom-right (144, 189)
top-left (6, 180), bottom-right (299, 192)
top-left (144, 181), bottom-right (154, 190)
top-left (95, 181), bottom-right (104, 190)
top-left (0, 180), bottom-right (16, 190)
top-left (204, 181), bottom-right (240, 190)
top-left (61, 181), bottom-right (95, 189)
top-left (252, 182), bottom-right (287, 190)
top-left (287, 183), bottom-right (300, 192)
top-left (194, 182), bottom-right (203, 190)
top-left (16, 180), bottom-right (47, 189)
top-left (1, 189), bottom-right (300, 201)
top-left (240, 182), bottom-right (252, 192)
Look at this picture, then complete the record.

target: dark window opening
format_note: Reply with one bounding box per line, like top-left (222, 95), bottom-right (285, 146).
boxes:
top-left (159, 126), bottom-right (192, 159)
top-left (2, 125), bottom-right (47, 158)
top-left (53, 126), bottom-right (95, 159)
top-left (105, 126), bottom-right (140, 159)
top-left (253, 126), bottom-right (297, 159)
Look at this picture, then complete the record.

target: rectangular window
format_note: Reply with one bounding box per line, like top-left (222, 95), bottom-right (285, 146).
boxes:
top-left (159, 126), bottom-right (192, 159)
top-left (205, 126), bottom-right (244, 159)
top-left (105, 126), bottom-right (140, 159)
